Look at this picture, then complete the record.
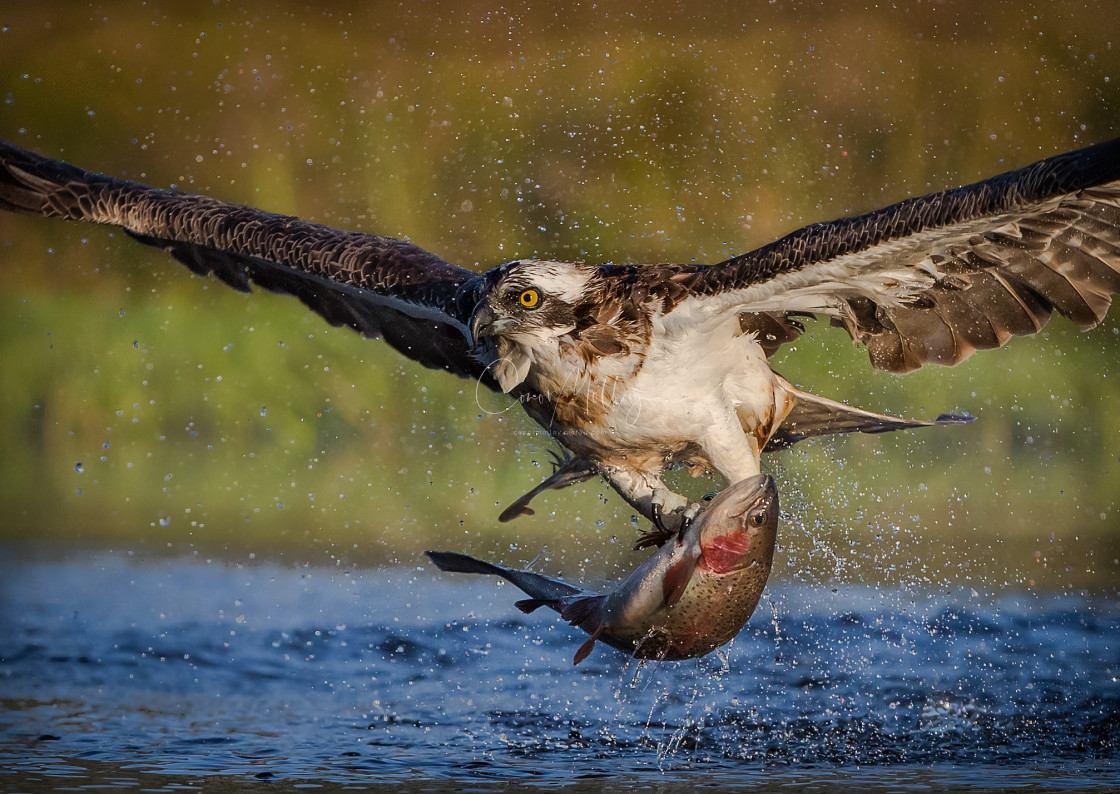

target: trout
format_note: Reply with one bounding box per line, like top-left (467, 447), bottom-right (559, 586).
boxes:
top-left (426, 473), bottom-right (778, 664)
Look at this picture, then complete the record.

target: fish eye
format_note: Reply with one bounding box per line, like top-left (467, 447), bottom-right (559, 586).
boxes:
top-left (518, 288), bottom-right (541, 308)
top-left (748, 510), bottom-right (766, 527)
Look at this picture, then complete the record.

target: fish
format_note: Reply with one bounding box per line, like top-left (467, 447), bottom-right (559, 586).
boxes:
top-left (426, 473), bottom-right (779, 664)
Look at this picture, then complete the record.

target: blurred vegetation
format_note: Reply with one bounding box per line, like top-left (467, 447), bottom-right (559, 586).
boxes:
top-left (1, 1), bottom-right (1117, 589)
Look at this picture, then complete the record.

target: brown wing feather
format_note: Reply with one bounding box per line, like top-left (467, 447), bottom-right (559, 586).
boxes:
top-left (685, 138), bottom-right (1120, 372)
top-left (0, 139), bottom-right (497, 387)
top-left (739, 311), bottom-right (808, 357)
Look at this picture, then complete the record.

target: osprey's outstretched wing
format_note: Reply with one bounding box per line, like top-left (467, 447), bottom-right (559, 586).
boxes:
top-left (683, 138), bottom-right (1120, 372)
top-left (0, 139), bottom-right (497, 388)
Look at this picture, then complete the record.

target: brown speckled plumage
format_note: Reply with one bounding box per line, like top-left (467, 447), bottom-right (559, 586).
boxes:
top-left (0, 140), bottom-right (493, 386)
top-left (683, 140), bottom-right (1120, 372)
top-left (3, 137), bottom-right (1119, 528)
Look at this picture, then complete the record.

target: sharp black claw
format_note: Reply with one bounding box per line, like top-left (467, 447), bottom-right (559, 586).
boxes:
top-left (633, 526), bottom-right (672, 550)
top-left (546, 447), bottom-right (574, 472)
top-left (674, 512), bottom-right (693, 545)
top-left (633, 503), bottom-right (680, 550)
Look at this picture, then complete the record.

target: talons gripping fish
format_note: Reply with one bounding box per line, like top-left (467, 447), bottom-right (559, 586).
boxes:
top-left (426, 473), bottom-right (779, 665)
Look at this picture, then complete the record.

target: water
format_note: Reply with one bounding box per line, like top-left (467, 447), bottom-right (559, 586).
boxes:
top-left (1, 546), bottom-right (1117, 791)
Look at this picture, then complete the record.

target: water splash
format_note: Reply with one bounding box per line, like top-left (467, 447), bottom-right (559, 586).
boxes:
top-left (1, 550), bottom-right (1116, 788)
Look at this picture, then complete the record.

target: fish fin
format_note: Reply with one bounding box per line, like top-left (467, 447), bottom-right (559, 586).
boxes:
top-left (514, 598), bottom-right (550, 614)
top-left (425, 550), bottom-right (509, 578)
top-left (573, 625), bottom-right (605, 666)
top-left (426, 550), bottom-right (583, 602)
top-left (662, 558), bottom-right (696, 607)
top-left (559, 594), bottom-right (605, 627)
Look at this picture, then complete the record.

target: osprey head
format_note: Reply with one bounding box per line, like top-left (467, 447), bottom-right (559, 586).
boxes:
top-left (469, 260), bottom-right (596, 392)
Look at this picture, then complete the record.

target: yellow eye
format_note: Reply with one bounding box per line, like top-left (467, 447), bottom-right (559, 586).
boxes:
top-left (519, 288), bottom-right (541, 308)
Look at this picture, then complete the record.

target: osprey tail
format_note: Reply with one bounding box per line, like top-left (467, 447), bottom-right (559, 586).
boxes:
top-left (763, 374), bottom-right (974, 451)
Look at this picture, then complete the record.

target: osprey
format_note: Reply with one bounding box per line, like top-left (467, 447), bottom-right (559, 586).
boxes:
top-left (2, 138), bottom-right (1119, 537)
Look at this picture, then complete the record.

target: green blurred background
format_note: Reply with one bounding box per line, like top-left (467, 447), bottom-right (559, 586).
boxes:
top-left (1, 1), bottom-right (1117, 589)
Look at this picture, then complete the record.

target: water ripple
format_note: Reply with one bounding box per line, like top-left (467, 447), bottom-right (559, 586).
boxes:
top-left (0, 548), bottom-right (1117, 789)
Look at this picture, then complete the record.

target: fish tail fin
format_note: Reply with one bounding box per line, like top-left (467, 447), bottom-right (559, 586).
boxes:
top-left (424, 550), bottom-right (511, 578)
top-left (425, 550), bottom-right (584, 606)
top-left (514, 598), bottom-right (551, 614)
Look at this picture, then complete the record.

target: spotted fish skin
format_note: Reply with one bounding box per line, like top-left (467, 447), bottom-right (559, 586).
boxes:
top-left (426, 473), bottom-right (779, 664)
top-left (637, 536), bottom-right (776, 660)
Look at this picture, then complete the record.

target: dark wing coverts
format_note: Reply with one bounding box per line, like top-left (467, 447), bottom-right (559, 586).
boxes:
top-left (0, 139), bottom-right (496, 388)
top-left (5, 137), bottom-right (1119, 381)
top-left (689, 138), bottom-right (1120, 372)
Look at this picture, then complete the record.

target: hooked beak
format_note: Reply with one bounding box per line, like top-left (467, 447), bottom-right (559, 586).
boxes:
top-left (468, 295), bottom-right (533, 392)
top-left (469, 298), bottom-right (499, 348)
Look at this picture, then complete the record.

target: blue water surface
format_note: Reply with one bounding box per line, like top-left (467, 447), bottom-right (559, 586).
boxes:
top-left (0, 545), bottom-right (1116, 791)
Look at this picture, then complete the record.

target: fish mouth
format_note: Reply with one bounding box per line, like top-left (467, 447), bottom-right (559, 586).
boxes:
top-left (720, 474), bottom-right (775, 518)
top-left (699, 474), bottom-right (777, 574)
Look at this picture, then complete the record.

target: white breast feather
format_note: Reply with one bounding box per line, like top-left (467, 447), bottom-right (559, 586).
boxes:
top-left (607, 307), bottom-right (776, 477)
